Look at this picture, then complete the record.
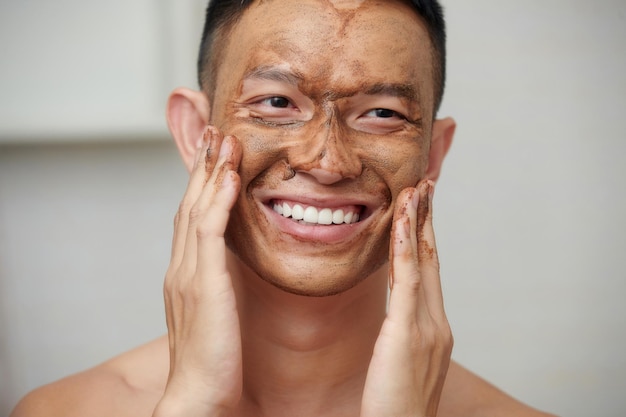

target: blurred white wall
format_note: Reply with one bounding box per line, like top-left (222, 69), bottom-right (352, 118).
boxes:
top-left (1, 1), bottom-right (625, 416)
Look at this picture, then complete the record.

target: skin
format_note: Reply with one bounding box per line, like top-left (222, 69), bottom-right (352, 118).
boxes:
top-left (11, 1), bottom-right (557, 417)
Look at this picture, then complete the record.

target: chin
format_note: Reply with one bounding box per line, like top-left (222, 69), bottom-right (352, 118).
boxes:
top-left (258, 270), bottom-right (367, 298)
top-left (226, 237), bottom-right (388, 298)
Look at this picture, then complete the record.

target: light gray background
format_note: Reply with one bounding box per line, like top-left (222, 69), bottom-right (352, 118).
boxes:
top-left (1, 1), bottom-right (625, 416)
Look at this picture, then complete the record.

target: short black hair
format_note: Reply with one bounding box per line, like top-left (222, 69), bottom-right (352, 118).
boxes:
top-left (197, 0), bottom-right (447, 112)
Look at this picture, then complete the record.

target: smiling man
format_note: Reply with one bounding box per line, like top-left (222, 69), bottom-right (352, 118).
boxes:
top-left (12, 1), bottom-right (556, 417)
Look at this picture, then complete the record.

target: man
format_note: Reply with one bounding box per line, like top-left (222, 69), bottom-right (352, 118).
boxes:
top-left (12, 0), bottom-right (556, 416)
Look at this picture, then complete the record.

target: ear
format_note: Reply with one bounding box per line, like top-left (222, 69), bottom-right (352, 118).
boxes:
top-left (424, 117), bottom-right (456, 182)
top-left (166, 87), bottom-right (211, 172)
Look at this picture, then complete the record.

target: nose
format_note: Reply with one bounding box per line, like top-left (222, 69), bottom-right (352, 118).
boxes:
top-left (289, 116), bottom-right (362, 185)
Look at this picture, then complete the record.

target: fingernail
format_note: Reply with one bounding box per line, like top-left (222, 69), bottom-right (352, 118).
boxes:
top-left (197, 125), bottom-right (212, 149)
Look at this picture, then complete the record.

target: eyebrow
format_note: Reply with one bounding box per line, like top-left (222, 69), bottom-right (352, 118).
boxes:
top-left (364, 83), bottom-right (420, 102)
top-left (243, 66), bottom-right (303, 86)
top-left (243, 66), bottom-right (419, 103)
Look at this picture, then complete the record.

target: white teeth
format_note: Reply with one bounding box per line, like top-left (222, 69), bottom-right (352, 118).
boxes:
top-left (303, 206), bottom-right (318, 223)
top-left (318, 208), bottom-right (333, 225)
top-left (291, 204), bottom-right (304, 220)
top-left (272, 202), bottom-right (360, 225)
top-left (282, 202), bottom-right (291, 217)
top-left (332, 209), bottom-right (344, 224)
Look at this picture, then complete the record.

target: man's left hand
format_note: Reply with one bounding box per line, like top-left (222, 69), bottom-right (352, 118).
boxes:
top-left (361, 180), bottom-right (453, 417)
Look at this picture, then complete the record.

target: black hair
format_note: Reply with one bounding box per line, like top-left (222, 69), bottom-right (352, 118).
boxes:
top-left (197, 0), bottom-right (447, 112)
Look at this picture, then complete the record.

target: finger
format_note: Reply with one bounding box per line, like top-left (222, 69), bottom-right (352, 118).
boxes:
top-left (178, 129), bottom-right (229, 274)
top-left (387, 186), bottom-right (427, 323)
top-left (416, 180), bottom-right (446, 321)
top-left (181, 135), bottom-right (242, 276)
top-left (196, 137), bottom-right (242, 291)
top-left (195, 169), bottom-right (241, 290)
top-left (195, 135), bottom-right (243, 235)
top-left (170, 126), bottom-right (220, 268)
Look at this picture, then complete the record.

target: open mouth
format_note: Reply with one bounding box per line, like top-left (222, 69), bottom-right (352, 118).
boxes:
top-left (270, 199), bottom-right (364, 226)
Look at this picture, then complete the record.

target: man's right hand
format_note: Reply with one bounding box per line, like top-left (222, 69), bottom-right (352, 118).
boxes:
top-left (153, 126), bottom-right (243, 417)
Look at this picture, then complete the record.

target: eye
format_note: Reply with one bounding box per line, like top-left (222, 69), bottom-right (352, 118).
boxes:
top-left (365, 108), bottom-right (404, 119)
top-left (351, 105), bottom-right (415, 135)
top-left (261, 96), bottom-right (293, 108)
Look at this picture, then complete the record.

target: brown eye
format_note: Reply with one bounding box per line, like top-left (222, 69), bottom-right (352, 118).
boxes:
top-left (267, 96), bottom-right (290, 108)
top-left (371, 108), bottom-right (397, 118)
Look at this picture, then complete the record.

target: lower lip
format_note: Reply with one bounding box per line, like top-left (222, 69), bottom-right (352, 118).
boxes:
top-left (261, 203), bottom-right (366, 244)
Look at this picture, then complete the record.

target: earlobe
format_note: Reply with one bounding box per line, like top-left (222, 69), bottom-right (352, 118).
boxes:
top-left (166, 87), bottom-right (211, 172)
top-left (424, 117), bottom-right (456, 182)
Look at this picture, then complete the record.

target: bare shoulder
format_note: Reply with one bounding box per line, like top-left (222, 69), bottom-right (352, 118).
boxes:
top-left (11, 339), bottom-right (558, 417)
top-left (440, 361), bottom-right (558, 417)
top-left (10, 336), bottom-right (169, 417)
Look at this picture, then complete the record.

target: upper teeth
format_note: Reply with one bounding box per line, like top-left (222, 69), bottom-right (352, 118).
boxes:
top-left (272, 202), bottom-right (360, 225)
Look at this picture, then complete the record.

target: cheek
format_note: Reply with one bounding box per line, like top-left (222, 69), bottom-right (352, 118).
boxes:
top-left (222, 125), bottom-right (292, 191)
top-left (363, 139), bottom-right (426, 195)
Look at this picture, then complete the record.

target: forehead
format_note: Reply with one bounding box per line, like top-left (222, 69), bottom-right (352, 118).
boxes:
top-left (216, 0), bottom-right (434, 107)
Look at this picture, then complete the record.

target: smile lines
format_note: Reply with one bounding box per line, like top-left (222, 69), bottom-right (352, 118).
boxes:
top-left (271, 200), bottom-right (361, 225)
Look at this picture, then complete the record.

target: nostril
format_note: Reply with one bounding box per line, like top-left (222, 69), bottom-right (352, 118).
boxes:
top-left (283, 165), bottom-right (296, 180)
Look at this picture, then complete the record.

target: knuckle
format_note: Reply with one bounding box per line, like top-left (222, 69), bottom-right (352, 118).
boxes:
top-left (176, 199), bottom-right (194, 221)
top-left (163, 276), bottom-right (173, 294)
top-left (182, 279), bottom-right (206, 306)
top-left (446, 332), bottom-right (455, 350)
top-left (188, 204), bottom-right (205, 224)
top-left (195, 216), bottom-right (209, 236)
top-left (163, 271), bottom-right (180, 298)
top-left (393, 265), bottom-right (422, 295)
top-left (414, 318), bottom-right (453, 350)
top-left (403, 274), bottom-right (422, 295)
top-left (435, 321), bottom-right (454, 350)
top-left (163, 269), bottom-right (176, 291)
top-left (163, 274), bottom-right (177, 296)
top-left (163, 265), bottom-right (193, 295)
top-left (195, 214), bottom-right (222, 239)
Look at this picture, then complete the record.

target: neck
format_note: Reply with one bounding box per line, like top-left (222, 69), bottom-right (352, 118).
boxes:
top-left (227, 250), bottom-right (388, 417)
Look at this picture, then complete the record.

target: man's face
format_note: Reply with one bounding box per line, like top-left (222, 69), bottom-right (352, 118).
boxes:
top-left (210, 0), bottom-right (436, 296)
